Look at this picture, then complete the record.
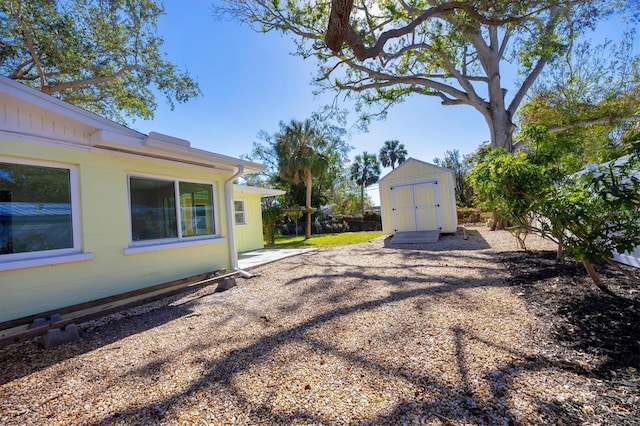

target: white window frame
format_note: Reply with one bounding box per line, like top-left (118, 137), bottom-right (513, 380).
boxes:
top-left (125, 173), bottom-right (222, 254)
top-left (234, 199), bottom-right (247, 225)
top-left (0, 157), bottom-right (92, 271)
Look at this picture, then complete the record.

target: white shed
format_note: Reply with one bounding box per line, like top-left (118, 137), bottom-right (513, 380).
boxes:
top-left (378, 158), bottom-right (458, 237)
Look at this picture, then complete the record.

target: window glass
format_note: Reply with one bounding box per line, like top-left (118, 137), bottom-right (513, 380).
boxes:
top-left (0, 162), bottom-right (73, 255)
top-left (130, 177), bottom-right (177, 241)
top-left (179, 182), bottom-right (214, 236)
top-left (129, 177), bottom-right (215, 242)
top-left (234, 200), bottom-right (246, 225)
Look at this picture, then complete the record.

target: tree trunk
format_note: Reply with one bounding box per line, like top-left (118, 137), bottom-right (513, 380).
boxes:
top-left (581, 259), bottom-right (614, 295)
top-left (305, 171), bottom-right (312, 239)
top-left (556, 240), bottom-right (564, 261)
top-left (480, 41), bottom-right (515, 152)
top-left (326, 0), bottom-right (354, 52)
top-left (360, 184), bottom-right (365, 217)
top-left (484, 103), bottom-right (514, 152)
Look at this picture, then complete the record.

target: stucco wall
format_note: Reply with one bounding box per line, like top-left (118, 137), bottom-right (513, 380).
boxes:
top-left (1, 138), bottom-right (231, 323)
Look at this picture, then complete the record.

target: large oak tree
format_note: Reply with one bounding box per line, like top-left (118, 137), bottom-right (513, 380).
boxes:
top-left (1, 0), bottom-right (200, 122)
top-left (216, 0), bottom-right (633, 151)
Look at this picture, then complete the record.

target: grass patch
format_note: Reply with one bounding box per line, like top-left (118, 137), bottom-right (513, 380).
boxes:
top-left (270, 231), bottom-right (384, 248)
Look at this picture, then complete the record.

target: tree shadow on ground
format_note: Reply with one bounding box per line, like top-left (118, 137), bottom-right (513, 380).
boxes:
top-left (502, 250), bottom-right (640, 375)
top-left (85, 249), bottom-right (634, 425)
top-left (0, 283), bottom-right (228, 385)
top-left (501, 249), bottom-right (640, 424)
top-left (4, 243), bottom-right (638, 425)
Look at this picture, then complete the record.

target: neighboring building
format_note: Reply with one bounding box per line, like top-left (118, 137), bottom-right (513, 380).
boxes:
top-left (614, 246), bottom-right (640, 268)
top-left (608, 156), bottom-right (640, 268)
top-left (233, 185), bottom-right (285, 253)
top-left (378, 158), bottom-right (458, 235)
top-left (0, 76), bottom-right (265, 324)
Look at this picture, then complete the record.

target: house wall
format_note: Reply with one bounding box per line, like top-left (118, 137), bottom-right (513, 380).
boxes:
top-left (379, 160), bottom-right (457, 234)
top-left (234, 193), bottom-right (265, 253)
top-left (0, 138), bottom-right (231, 323)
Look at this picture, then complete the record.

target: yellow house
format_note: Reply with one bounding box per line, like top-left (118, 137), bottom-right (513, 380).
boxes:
top-left (378, 158), bottom-right (458, 236)
top-left (233, 184), bottom-right (285, 253)
top-left (0, 76), bottom-right (265, 325)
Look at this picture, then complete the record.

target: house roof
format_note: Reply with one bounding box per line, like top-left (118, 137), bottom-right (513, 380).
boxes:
top-left (233, 184), bottom-right (286, 197)
top-left (378, 157), bottom-right (454, 182)
top-left (0, 76), bottom-right (264, 175)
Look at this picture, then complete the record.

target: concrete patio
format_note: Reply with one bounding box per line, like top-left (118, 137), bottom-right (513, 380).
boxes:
top-left (238, 248), bottom-right (316, 270)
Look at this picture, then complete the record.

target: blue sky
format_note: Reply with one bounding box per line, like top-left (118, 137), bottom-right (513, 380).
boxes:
top-left (134, 1), bottom-right (635, 203)
top-left (134, 2), bottom-right (488, 163)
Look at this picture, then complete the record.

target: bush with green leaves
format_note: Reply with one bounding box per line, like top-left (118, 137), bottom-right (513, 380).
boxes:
top-left (468, 145), bottom-right (640, 292)
top-left (536, 153), bottom-right (640, 291)
top-left (467, 148), bottom-right (549, 245)
top-left (262, 204), bottom-right (283, 246)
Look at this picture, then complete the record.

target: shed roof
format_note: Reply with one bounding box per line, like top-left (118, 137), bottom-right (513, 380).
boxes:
top-left (378, 157), bottom-right (454, 183)
top-left (0, 76), bottom-right (264, 175)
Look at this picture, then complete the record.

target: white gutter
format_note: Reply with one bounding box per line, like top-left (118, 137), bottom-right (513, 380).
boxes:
top-left (224, 165), bottom-right (254, 278)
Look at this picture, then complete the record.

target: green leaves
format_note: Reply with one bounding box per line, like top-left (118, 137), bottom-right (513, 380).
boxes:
top-left (350, 150), bottom-right (381, 214)
top-left (350, 151), bottom-right (380, 187)
top-left (538, 154), bottom-right (640, 266)
top-left (467, 148), bottom-right (549, 225)
top-left (378, 139), bottom-right (407, 170)
top-left (0, 0), bottom-right (200, 123)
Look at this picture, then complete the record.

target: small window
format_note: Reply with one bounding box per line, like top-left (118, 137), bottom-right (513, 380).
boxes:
top-left (129, 176), bottom-right (216, 243)
top-left (234, 200), bottom-right (246, 225)
top-left (1, 159), bottom-right (80, 260)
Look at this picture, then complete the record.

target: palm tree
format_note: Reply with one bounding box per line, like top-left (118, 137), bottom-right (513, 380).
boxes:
top-left (275, 119), bottom-right (329, 239)
top-left (350, 152), bottom-right (381, 216)
top-left (379, 140), bottom-right (408, 170)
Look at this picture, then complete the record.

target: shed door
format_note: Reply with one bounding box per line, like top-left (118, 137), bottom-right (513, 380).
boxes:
top-left (390, 181), bottom-right (441, 232)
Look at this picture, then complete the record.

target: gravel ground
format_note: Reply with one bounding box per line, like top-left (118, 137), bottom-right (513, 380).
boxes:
top-left (1, 226), bottom-right (637, 425)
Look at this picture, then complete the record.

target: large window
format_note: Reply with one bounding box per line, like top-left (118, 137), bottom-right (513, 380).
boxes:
top-left (234, 200), bottom-right (246, 225)
top-left (1, 160), bottom-right (79, 260)
top-left (129, 176), bottom-right (216, 243)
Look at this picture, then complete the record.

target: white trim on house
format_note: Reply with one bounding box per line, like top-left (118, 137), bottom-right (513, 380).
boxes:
top-left (1, 76), bottom-right (264, 175)
top-left (123, 236), bottom-right (227, 255)
top-left (0, 252), bottom-right (94, 272)
top-left (233, 184), bottom-right (286, 197)
top-left (390, 180), bottom-right (442, 232)
top-left (0, 156), bottom-right (87, 268)
top-left (125, 173), bottom-right (222, 250)
top-left (234, 199), bottom-right (247, 225)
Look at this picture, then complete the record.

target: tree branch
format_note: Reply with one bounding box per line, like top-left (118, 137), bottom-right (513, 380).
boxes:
top-left (508, 55), bottom-right (549, 117)
top-left (343, 60), bottom-right (472, 103)
top-left (326, 0), bottom-right (354, 51)
top-left (331, 1), bottom-right (534, 60)
top-left (547, 115), bottom-right (640, 133)
top-left (42, 65), bottom-right (138, 94)
top-left (508, 7), bottom-right (563, 116)
top-left (14, 2), bottom-right (47, 89)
